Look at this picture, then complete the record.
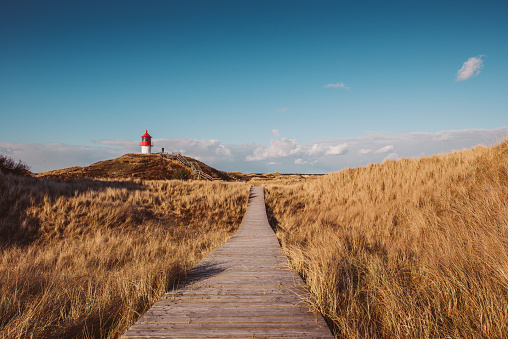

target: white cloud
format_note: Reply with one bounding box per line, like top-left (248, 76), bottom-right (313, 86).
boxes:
top-left (215, 144), bottom-right (232, 159)
top-left (276, 107), bottom-right (289, 112)
top-left (324, 82), bottom-right (350, 89)
top-left (456, 55), bottom-right (485, 81)
top-left (325, 143), bottom-right (348, 155)
top-left (375, 145), bottom-right (394, 153)
top-left (308, 143), bottom-right (327, 156)
top-left (307, 143), bottom-right (348, 156)
top-left (272, 129), bottom-right (280, 138)
top-left (295, 158), bottom-right (307, 165)
top-left (359, 148), bottom-right (372, 154)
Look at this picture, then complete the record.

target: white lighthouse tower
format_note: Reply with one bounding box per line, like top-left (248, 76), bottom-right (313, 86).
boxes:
top-left (139, 130), bottom-right (153, 154)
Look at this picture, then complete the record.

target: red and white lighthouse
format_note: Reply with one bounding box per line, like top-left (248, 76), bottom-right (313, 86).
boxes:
top-left (139, 130), bottom-right (153, 154)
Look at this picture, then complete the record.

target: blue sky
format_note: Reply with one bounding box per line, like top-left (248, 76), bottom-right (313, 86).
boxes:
top-left (1, 0), bottom-right (507, 173)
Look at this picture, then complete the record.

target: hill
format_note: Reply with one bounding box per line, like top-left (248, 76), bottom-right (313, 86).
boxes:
top-left (36, 153), bottom-right (232, 181)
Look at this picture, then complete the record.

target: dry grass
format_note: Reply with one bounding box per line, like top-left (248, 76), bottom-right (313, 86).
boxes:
top-left (0, 174), bottom-right (249, 338)
top-left (264, 140), bottom-right (508, 338)
top-left (249, 174), bottom-right (323, 187)
top-left (227, 171), bottom-right (323, 186)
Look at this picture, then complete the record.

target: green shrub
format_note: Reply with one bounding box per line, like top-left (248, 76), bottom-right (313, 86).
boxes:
top-left (172, 168), bottom-right (191, 180)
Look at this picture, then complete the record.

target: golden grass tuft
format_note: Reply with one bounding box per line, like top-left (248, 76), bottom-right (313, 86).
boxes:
top-left (0, 175), bottom-right (249, 338)
top-left (264, 140), bottom-right (508, 338)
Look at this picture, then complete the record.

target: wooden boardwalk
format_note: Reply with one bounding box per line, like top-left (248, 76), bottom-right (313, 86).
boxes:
top-left (121, 187), bottom-right (333, 338)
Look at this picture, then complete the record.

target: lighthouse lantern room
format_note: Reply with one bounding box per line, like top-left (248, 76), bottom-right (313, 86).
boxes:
top-left (139, 130), bottom-right (153, 154)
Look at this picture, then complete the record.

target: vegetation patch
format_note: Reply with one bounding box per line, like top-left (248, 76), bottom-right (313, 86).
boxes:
top-left (172, 167), bottom-right (191, 180)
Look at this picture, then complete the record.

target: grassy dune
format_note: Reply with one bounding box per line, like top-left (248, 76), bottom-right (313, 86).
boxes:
top-left (0, 174), bottom-right (249, 338)
top-left (264, 140), bottom-right (508, 338)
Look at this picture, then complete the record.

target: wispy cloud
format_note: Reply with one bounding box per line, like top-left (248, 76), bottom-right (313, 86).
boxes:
top-left (324, 82), bottom-right (350, 89)
top-left (375, 145), bottom-right (394, 153)
top-left (272, 129), bottom-right (280, 138)
top-left (456, 55), bottom-right (485, 81)
top-left (275, 107), bottom-right (289, 112)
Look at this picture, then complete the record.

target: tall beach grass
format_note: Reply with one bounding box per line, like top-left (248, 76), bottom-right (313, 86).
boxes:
top-left (0, 173), bottom-right (249, 338)
top-left (264, 140), bottom-right (508, 338)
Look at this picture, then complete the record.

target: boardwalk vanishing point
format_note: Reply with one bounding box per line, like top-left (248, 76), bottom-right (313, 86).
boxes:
top-left (122, 186), bottom-right (333, 338)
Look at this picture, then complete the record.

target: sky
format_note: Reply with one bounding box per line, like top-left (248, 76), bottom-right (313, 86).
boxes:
top-left (1, 0), bottom-right (507, 173)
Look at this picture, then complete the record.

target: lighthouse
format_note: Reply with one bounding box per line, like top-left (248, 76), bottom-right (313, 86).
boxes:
top-left (139, 130), bottom-right (153, 154)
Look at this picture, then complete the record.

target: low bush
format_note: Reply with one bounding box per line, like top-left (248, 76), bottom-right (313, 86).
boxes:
top-left (0, 154), bottom-right (30, 176)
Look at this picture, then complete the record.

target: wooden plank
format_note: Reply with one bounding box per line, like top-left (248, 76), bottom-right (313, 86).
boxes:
top-left (121, 187), bottom-right (333, 338)
top-left (158, 290), bottom-right (305, 297)
top-left (124, 335), bottom-right (331, 339)
top-left (138, 316), bottom-right (325, 323)
top-left (162, 297), bottom-right (308, 303)
top-left (128, 323), bottom-right (331, 330)
top-left (123, 328), bottom-right (333, 337)
top-left (142, 310), bottom-right (322, 318)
